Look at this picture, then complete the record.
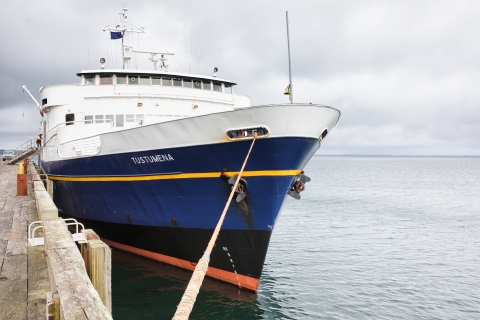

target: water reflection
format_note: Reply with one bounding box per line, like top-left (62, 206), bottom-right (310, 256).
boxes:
top-left (111, 157), bottom-right (480, 319)
top-left (112, 249), bottom-right (269, 319)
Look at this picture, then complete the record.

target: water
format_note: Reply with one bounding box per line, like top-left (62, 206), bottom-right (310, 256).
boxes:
top-left (112, 156), bottom-right (480, 319)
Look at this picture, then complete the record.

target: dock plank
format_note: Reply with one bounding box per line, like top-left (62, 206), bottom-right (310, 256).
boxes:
top-left (0, 255), bottom-right (28, 281)
top-left (0, 279), bottom-right (27, 302)
top-left (0, 240), bottom-right (6, 258)
top-left (0, 301), bottom-right (27, 320)
top-left (0, 163), bottom-right (30, 320)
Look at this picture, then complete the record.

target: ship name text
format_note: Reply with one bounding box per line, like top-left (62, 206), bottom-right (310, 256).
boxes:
top-left (131, 154), bottom-right (174, 164)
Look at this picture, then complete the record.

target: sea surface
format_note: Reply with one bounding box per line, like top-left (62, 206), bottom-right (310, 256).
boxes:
top-left (111, 156), bottom-right (480, 319)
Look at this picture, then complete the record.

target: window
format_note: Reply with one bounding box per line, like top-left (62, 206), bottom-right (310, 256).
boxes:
top-left (152, 76), bottom-right (161, 85)
top-left (128, 76), bottom-right (139, 85)
top-left (105, 115), bottom-right (114, 126)
top-left (203, 81), bottom-right (211, 90)
top-left (183, 79), bottom-right (192, 88)
top-left (116, 76), bottom-right (127, 84)
top-left (213, 82), bottom-right (222, 92)
top-left (140, 76), bottom-right (150, 85)
top-left (224, 83), bottom-right (232, 93)
top-left (173, 78), bottom-right (182, 87)
top-left (95, 115), bottom-right (104, 123)
top-left (136, 114), bottom-right (144, 124)
top-left (115, 115), bottom-right (124, 127)
top-left (85, 76), bottom-right (95, 85)
top-left (85, 115), bottom-right (93, 124)
top-left (162, 77), bottom-right (172, 86)
top-left (42, 98), bottom-right (47, 106)
top-left (66, 113), bottom-right (75, 125)
top-left (193, 80), bottom-right (202, 89)
top-left (126, 114), bottom-right (135, 123)
top-left (100, 74), bottom-right (112, 85)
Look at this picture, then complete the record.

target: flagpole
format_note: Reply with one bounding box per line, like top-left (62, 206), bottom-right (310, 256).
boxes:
top-left (286, 11), bottom-right (293, 104)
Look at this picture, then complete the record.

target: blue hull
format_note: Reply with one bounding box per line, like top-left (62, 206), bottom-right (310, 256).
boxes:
top-left (42, 137), bottom-right (320, 290)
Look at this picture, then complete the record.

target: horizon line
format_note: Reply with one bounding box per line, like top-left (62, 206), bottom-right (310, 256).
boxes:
top-left (316, 154), bottom-right (480, 158)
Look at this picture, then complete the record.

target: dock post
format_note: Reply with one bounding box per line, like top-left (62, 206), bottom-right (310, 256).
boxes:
top-left (17, 163), bottom-right (27, 195)
top-left (47, 292), bottom-right (61, 320)
top-left (53, 293), bottom-right (60, 320)
top-left (46, 179), bottom-right (53, 199)
top-left (80, 229), bottom-right (100, 273)
top-left (88, 239), bottom-right (112, 313)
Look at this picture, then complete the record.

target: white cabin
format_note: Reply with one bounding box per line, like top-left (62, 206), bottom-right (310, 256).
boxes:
top-left (39, 70), bottom-right (251, 162)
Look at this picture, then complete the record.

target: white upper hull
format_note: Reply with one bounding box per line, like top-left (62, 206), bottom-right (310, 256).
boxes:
top-left (43, 104), bottom-right (340, 162)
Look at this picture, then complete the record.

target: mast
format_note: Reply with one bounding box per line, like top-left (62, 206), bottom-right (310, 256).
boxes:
top-left (103, 8), bottom-right (145, 69)
top-left (286, 11), bottom-right (293, 104)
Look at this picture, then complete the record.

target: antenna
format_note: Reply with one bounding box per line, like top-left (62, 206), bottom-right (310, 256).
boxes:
top-left (104, 7), bottom-right (145, 69)
top-left (286, 11), bottom-right (293, 104)
top-left (133, 51), bottom-right (175, 71)
top-left (188, 1), bottom-right (191, 73)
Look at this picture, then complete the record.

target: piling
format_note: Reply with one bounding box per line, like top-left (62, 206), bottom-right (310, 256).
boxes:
top-left (88, 240), bottom-right (112, 312)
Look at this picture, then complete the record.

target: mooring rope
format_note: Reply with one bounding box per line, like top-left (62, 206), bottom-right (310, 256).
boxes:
top-left (172, 134), bottom-right (258, 320)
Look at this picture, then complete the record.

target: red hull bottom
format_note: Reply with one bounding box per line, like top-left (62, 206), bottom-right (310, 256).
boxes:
top-left (103, 239), bottom-right (260, 291)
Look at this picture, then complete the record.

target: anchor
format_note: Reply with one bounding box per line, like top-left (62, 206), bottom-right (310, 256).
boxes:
top-left (226, 174), bottom-right (248, 202)
top-left (288, 173), bottom-right (311, 200)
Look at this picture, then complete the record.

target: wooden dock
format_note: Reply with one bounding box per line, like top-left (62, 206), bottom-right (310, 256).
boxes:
top-left (0, 162), bottom-right (112, 319)
top-left (0, 161), bottom-right (38, 319)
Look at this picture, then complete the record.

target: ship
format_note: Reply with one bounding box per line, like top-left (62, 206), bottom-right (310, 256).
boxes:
top-left (37, 8), bottom-right (340, 291)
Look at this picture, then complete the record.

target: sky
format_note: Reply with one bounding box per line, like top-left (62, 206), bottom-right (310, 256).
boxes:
top-left (1, 1), bottom-right (479, 155)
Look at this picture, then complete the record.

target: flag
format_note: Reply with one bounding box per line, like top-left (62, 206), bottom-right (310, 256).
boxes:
top-left (110, 31), bottom-right (123, 40)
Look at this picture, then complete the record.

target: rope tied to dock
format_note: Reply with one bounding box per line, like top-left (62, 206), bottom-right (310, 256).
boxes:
top-left (172, 134), bottom-right (258, 320)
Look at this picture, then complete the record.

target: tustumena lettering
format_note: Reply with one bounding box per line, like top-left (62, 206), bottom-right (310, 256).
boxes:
top-left (131, 154), bottom-right (175, 164)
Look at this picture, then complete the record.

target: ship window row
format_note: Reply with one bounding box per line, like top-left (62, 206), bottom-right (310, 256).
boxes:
top-left (85, 114), bottom-right (145, 127)
top-left (84, 75), bottom-right (230, 93)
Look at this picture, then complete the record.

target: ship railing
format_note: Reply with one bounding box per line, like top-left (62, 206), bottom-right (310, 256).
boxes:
top-left (13, 138), bottom-right (36, 154)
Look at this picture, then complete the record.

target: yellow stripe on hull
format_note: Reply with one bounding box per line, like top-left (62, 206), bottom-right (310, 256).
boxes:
top-left (47, 170), bottom-right (302, 182)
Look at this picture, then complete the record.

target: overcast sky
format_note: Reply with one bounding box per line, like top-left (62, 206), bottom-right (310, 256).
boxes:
top-left (1, 1), bottom-right (479, 155)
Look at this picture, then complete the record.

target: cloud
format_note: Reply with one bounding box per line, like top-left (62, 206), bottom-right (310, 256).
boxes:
top-left (1, 1), bottom-right (479, 154)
